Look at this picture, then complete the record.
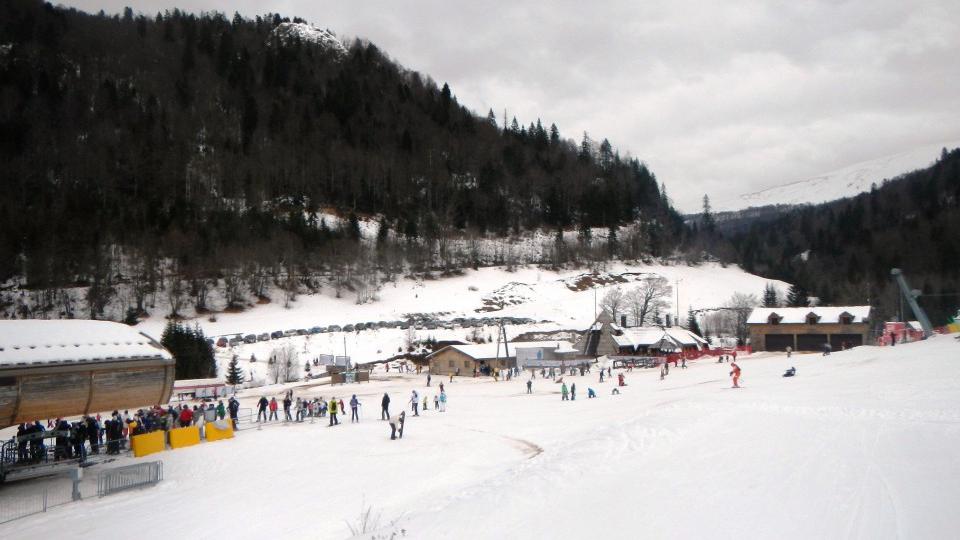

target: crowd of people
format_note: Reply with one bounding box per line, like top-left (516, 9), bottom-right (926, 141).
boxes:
top-left (8, 397), bottom-right (243, 466)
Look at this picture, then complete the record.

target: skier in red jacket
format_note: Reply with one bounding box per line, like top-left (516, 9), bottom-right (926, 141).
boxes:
top-left (729, 362), bottom-right (741, 388)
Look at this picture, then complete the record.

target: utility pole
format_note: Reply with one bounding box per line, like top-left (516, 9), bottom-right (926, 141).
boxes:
top-left (675, 278), bottom-right (683, 326)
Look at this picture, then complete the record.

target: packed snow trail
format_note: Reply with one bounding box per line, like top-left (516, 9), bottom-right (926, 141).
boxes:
top-left (2, 338), bottom-right (958, 539)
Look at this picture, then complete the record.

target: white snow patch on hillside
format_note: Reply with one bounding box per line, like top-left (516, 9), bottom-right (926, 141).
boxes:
top-left (716, 139), bottom-right (960, 211)
top-left (4, 337), bottom-right (958, 539)
top-left (270, 22), bottom-right (347, 55)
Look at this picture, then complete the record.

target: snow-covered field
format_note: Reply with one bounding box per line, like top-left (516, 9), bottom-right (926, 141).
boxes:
top-left (136, 262), bottom-right (786, 379)
top-left (4, 336), bottom-right (958, 539)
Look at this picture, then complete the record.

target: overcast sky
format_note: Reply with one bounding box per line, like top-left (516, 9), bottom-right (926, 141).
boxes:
top-left (63, 0), bottom-right (960, 211)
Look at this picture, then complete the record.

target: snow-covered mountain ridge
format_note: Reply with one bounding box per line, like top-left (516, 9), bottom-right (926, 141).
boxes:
top-left (716, 139), bottom-right (960, 211)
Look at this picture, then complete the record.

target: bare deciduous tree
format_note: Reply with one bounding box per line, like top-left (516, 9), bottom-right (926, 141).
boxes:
top-left (268, 344), bottom-right (301, 384)
top-left (625, 276), bottom-right (672, 326)
top-left (726, 292), bottom-right (760, 345)
top-left (600, 287), bottom-right (625, 322)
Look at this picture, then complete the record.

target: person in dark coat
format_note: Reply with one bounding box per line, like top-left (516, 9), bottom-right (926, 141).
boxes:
top-left (228, 397), bottom-right (240, 429)
top-left (257, 396), bottom-right (269, 422)
top-left (86, 416), bottom-right (100, 454)
top-left (381, 393), bottom-right (390, 420)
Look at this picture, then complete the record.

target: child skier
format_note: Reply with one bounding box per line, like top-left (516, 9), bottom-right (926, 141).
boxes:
top-left (729, 362), bottom-right (741, 388)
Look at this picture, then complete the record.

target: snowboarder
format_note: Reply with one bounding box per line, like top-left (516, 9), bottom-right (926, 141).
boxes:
top-left (526, 379), bottom-right (533, 394)
top-left (570, 383), bottom-right (577, 401)
top-left (350, 395), bottom-right (360, 422)
top-left (730, 362), bottom-right (741, 388)
top-left (783, 367), bottom-right (796, 377)
top-left (561, 382), bottom-right (569, 401)
top-left (257, 397), bottom-right (268, 422)
top-left (410, 390), bottom-right (420, 416)
top-left (588, 388), bottom-right (597, 399)
top-left (328, 398), bottom-right (340, 426)
top-left (381, 393), bottom-right (391, 420)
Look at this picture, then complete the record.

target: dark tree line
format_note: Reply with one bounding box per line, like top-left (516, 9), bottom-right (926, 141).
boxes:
top-left (728, 148), bottom-right (960, 325)
top-left (0, 0), bottom-right (682, 298)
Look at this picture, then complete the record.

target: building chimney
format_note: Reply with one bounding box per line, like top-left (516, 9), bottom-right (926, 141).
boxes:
top-left (665, 314), bottom-right (672, 327)
top-left (620, 315), bottom-right (627, 328)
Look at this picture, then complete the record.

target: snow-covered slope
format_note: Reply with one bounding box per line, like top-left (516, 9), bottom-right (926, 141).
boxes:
top-left (717, 140), bottom-right (960, 211)
top-left (269, 22), bottom-right (347, 55)
top-left (4, 336), bottom-right (958, 539)
top-left (131, 262), bottom-right (788, 380)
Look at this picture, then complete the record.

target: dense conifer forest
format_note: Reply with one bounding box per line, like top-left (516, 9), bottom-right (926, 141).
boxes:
top-left (2, 1), bottom-right (958, 328)
top-left (0, 0), bottom-right (680, 301)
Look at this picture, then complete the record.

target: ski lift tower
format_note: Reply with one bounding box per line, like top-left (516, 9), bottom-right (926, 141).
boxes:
top-left (891, 268), bottom-right (934, 338)
top-left (495, 318), bottom-right (510, 371)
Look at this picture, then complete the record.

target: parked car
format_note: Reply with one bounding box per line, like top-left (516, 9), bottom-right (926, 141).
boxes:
top-left (244, 334), bottom-right (257, 344)
top-left (228, 337), bottom-right (242, 347)
top-left (342, 324), bottom-right (355, 332)
top-left (296, 329), bottom-right (308, 335)
top-left (271, 330), bottom-right (283, 339)
top-left (328, 325), bottom-right (342, 332)
top-left (216, 337), bottom-right (228, 347)
top-left (258, 333), bottom-right (270, 342)
top-left (283, 329), bottom-right (298, 337)
top-left (309, 326), bottom-right (323, 334)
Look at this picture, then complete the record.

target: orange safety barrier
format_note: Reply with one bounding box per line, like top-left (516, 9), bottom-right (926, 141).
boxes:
top-left (168, 425), bottom-right (201, 449)
top-left (204, 420), bottom-right (234, 442)
top-left (130, 430), bottom-right (165, 457)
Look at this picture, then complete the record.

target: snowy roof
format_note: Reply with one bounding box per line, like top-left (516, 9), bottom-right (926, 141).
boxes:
top-left (428, 341), bottom-right (575, 361)
top-left (615, 327), bottom-right (708, 348)
top-left (0, 320), bottom-right (172, 367)
top-left (747, 306), bottom-right (871, 325)
top-left (174, 378), bottom-right (225, 388)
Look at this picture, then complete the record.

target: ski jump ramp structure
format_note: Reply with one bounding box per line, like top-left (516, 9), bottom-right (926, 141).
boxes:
top-left (0, 320), bottom-right (175, 429)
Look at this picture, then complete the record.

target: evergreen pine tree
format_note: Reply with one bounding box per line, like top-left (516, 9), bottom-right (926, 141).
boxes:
top-left (763, 283), bottom-right (779, 307)
top-left (702, 194), bottom-right (715, 232)
top-left (686, 307), bottom-right (703, 337)
top-left (226, 355), bottom-right (244, 385)
top-left (786, 284), bottom-right (809, 307)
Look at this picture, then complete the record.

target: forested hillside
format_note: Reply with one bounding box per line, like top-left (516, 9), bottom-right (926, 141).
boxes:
top-left (730, 148), bottom-right (960, 324)
top-left (0, 1), bottom-right (682, 318)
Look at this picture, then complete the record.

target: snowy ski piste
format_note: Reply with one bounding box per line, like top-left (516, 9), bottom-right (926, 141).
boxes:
top-left (3, 336), bottom-right (958, 539)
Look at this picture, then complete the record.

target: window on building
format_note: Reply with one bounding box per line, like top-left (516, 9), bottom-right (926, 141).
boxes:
top-left (448, 360), bottom-right (455, 368)
top-left (806, 313), bottom-right (819, 325)
top-left (839, 313), bottom-right (854, 325)
top-left (768, 314), bottom-right (781, 325)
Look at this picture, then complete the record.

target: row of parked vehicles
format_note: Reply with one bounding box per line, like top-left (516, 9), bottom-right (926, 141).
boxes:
top-left (212, 316), bottom-right (538, 348)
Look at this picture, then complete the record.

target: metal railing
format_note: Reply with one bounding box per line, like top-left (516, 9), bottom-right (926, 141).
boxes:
top-left (0, 481), bottom-right (75, 524)
top-left (96, 461), bottom-right (163, 498)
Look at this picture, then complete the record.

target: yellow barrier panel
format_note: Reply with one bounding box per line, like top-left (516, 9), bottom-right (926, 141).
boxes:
top-left (130, 430), bottom-right (165, 458)
top-left (169, 425), bottom-right (201, 449)
top-left (947, 322), bottom-right (960, 334)
top-left (205, 420), bottom-right (234, 442)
